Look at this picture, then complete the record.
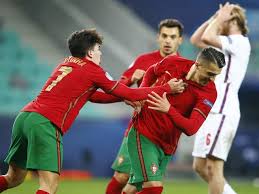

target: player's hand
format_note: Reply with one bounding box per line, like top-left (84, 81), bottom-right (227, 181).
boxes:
top-left (124, 100), bottom-right (144, 113)
top-left (147, 92), bottom-right (170, 113)
top-left (216, 2), bottom-right (236, 23)
top-left (131, 69), bottom-right (146, 83)
top-left (208, 3), bottom-right (223, 23)
top-left (167, 78), bottom-right (187, 94)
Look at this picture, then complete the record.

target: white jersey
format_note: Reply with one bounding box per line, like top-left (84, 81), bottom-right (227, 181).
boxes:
top-left (211, 34), bottom-right (251, 117)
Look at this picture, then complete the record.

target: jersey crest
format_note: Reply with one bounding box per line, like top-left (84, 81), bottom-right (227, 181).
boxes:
top-left (150, 163), bottom-right (158, 175)
top-left (118, 156), bottom-right (124, 165)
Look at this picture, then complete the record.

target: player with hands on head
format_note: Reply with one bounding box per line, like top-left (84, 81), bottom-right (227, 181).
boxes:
top-left (190, 2), bottom-right (251, 194)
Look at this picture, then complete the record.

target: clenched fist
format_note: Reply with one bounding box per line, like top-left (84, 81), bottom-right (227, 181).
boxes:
top-left (167, 78), bottom-right (187, 94)
top-left (131, 69), bottom-right (146, 83)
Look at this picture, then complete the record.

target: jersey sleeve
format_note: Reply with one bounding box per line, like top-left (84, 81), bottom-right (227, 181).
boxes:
top-left (89, 91), bottom-right (122, 103)
top-left (92, 65), bottom-right (172, 102)
top-left (140, 65), bottom-right (157, 87)
top-left (110, 82), bottom-right (171, 102)
top-left (167, 92), bottom-right (216, 136)
top-left (153, 57), bottom-right (169, 76)
top-left (219, 35), bottom-right (237, 55)
top-left (153, 56), bottom-right (180, 77)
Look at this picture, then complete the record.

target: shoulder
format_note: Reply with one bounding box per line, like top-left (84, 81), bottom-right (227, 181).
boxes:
top-left (225, 35), bottom-right (250, 56)
top-left (163, 55), bottom-right (195, 69)
top-left (220, 35), bottom-right (250, 49)
top-left (166, 55), bottom-right (194, 63)
top-left (204, 82), bottom-right (217, 102)
top-left (135, 50), bottom-right (160, 61)
top-left (81, 61), bottom-right (104, 75)
top-left (154, 55), bottom-right (194, 76)
top-left (128, 50), bottom-right (161, 70)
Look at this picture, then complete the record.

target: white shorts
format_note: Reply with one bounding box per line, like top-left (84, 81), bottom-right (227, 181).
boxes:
top-left (192, 112), bottom-right (240, 161)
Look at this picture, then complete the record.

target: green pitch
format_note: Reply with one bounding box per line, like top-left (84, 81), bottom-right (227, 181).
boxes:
top-left (4, 179), bottom-right (258, 194)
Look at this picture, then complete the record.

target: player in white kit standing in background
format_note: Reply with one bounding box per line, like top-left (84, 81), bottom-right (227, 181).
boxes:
top-left (190, 3), bottom-right (251, 194)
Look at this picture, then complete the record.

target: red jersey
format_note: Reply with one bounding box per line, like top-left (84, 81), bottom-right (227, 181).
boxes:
top-left (134, 55), bottom-right (217, 155)
top-left (22, 57), bottom-right (171, 134)
top-left (120, 50), bottom-right (164, 86)
top-left (118, 50), bottom-right (179, 136)
top-left (89, 50), bottom-right (165, 102)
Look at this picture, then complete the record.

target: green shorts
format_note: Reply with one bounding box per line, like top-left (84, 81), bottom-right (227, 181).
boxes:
top-left (4, 112), bottom-right (63, 174)
top-left (111, 136), bottom-right (131, 174)
top-left (127, 127), bottom-right (172, 188)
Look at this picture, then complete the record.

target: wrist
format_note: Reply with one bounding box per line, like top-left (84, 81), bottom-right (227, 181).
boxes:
top-left (207, 17), bottom-right (215, 24)
top-left (214, 17), bottom-right (224, 25)
top-left (130, 76), bottom-right (135, 83)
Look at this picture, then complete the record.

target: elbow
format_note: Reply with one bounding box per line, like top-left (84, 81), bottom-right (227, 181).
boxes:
top-left (190, 36), bottom-right (197, 45)
top-left (190, 36), bottom-right (204, 48)
top-left (184, 128), bottom-right (199, 136)
top-left (201, 35), bottom-right (212, 45)
top-left (89, 98), bottom-right (95, 103)
top-left (185, 132), bottom-right (194, 136)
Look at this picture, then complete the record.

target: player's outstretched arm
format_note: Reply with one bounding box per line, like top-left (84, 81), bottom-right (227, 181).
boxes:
top-left (109, 77), bottom-right (187, 102)
top-left (93, 66), bottom-right (176, 102)
top-left (108, 82), bottom-right (171, 102)
top-left (90, 67), bottom-right (145, 104)
top-left (89, 91), bottom-right (122, 103)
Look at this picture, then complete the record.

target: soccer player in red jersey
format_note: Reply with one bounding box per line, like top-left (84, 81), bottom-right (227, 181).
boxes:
top-left (122, 47), bottom-right (225, 194)
top-left (0, 29), bottom-right (181, 194)
top-left (105, 19), bottom-right (184, 194)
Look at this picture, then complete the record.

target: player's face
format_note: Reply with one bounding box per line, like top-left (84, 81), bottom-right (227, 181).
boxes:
top-left (195, 61), bottom-right (221, 86)
top-left (157, 27), bottom-right (183, 57)
top-left (90, 44), bottom-right (102, 65)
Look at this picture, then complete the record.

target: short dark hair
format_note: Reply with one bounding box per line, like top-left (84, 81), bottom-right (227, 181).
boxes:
top-left (198, 47), bottom-right (225, 68)
top-left (67, 29), bottom-right (103, 58)
top-left (158, 19), bottom-right (184, 37)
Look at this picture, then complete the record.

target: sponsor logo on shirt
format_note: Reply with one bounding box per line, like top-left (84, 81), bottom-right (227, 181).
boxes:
top-left (203, 99), bottom-right (213, 108)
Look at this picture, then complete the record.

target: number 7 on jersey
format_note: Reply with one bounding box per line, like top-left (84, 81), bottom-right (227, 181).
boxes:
top-left (45, 66), bottom-right (73, 91)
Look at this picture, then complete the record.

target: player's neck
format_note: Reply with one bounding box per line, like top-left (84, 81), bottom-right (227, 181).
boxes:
top-left (228, 26), bottom-right (242, 35)
top-left (86, 56), bottom-right (100, 65)
top-left (186, 64), bottom-right (206, 85)
top-left (159, 50), bottom-right (177, 58)
top-left (186, 64), bottom-right (196, 81)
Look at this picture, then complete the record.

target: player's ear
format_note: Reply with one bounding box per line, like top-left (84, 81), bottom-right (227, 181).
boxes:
top-left (180, 36), bottom-right (184, 43)
top-left (87, 49), bottom-right (93, 58)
